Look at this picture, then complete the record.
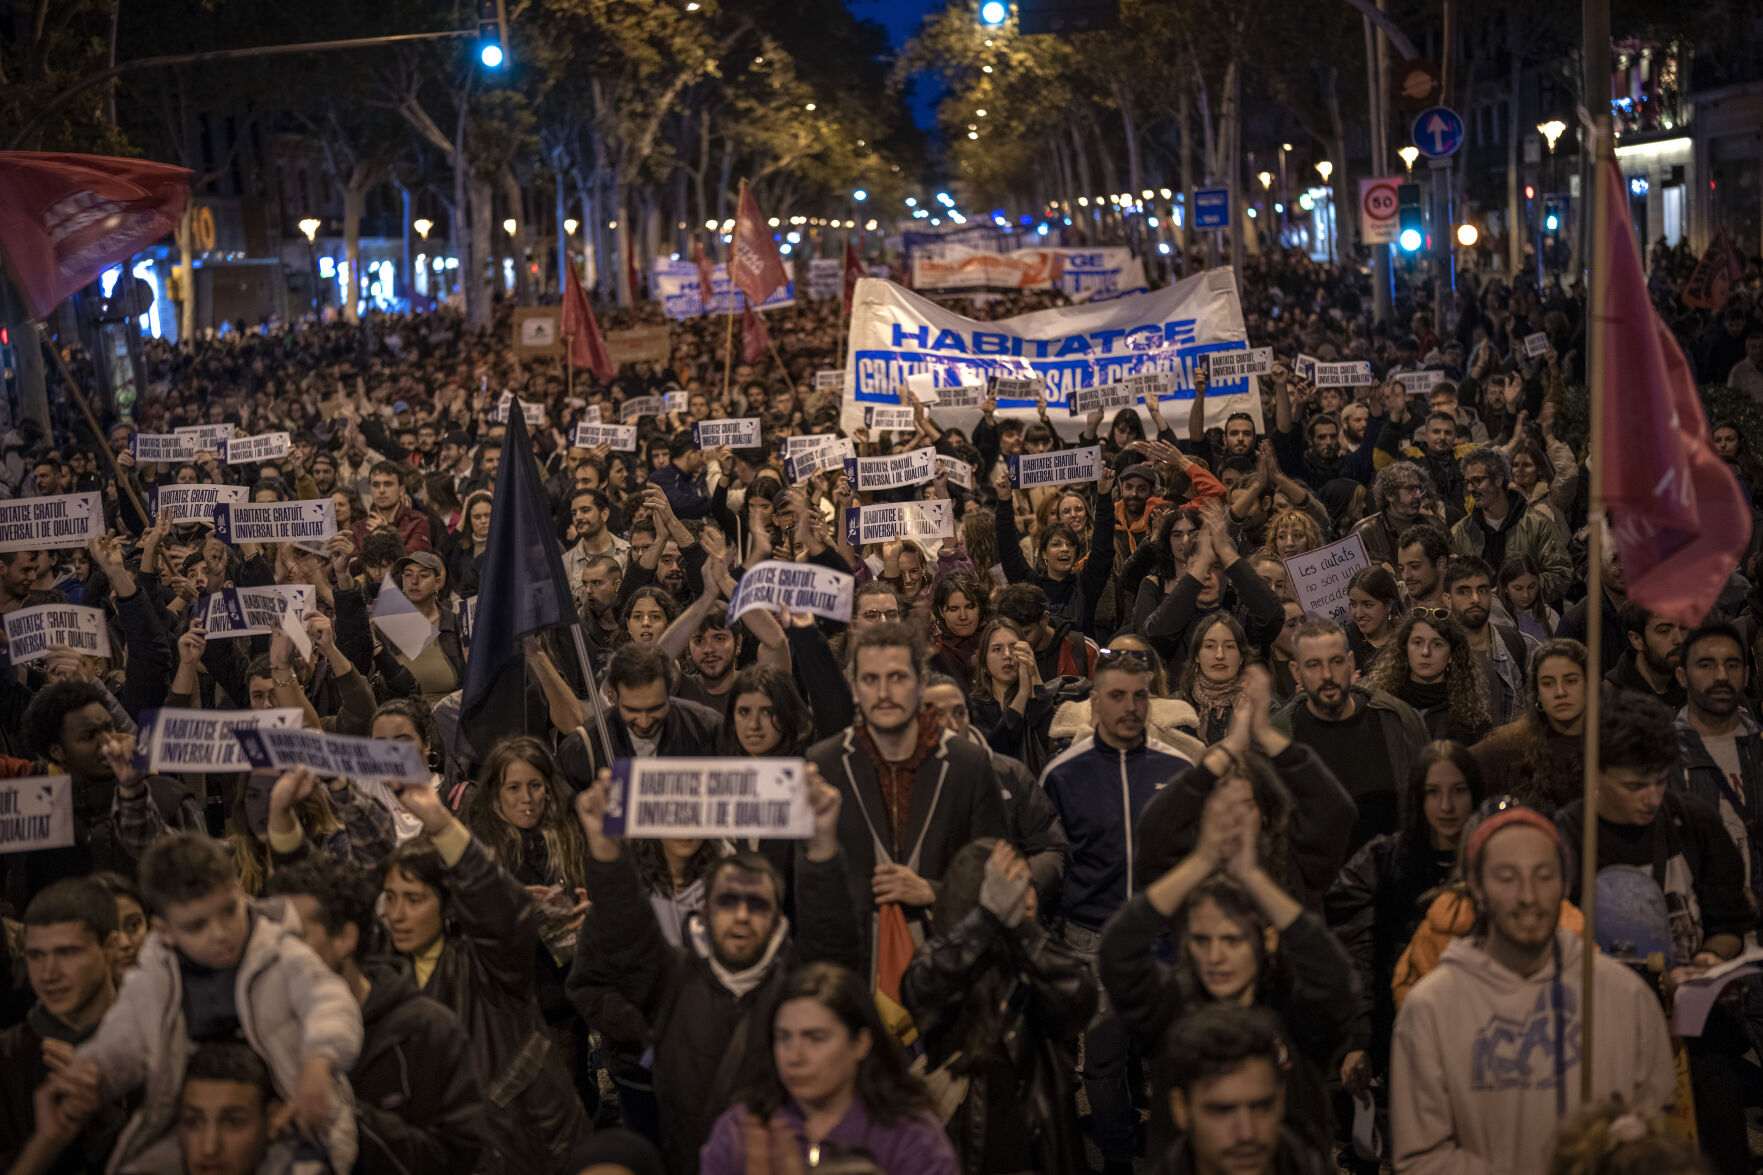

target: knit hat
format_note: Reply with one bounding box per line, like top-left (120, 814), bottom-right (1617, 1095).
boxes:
top-left (1466, 805), bottom-right (1562, 871)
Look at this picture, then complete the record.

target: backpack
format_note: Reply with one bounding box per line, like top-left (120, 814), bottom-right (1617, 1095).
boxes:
top-left (1056, 631), bottom-right (1099, 678)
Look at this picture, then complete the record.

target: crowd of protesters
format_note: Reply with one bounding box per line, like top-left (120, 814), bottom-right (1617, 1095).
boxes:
top-left (0, 240), bottom-right (1758, 1175)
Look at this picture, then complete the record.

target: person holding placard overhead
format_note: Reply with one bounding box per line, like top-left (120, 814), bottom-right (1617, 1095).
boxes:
top-left (572, 762), bottom-right (860, 1175)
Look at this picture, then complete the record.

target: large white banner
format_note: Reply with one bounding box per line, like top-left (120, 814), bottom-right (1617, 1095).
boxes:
top-left (652, 256), bottom-right (795, 320)
top-left (843, 271), bottom-right (1262, 436)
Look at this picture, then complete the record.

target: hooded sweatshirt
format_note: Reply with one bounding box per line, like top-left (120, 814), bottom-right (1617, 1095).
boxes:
top-left (1390, 928), bottom-right (1674, 1175)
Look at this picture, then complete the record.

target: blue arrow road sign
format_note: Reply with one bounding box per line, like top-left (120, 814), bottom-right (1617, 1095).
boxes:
top-left (1411, 106), bottom-right (1464, 158)
top-left (1194, 188), bottom-right (1230, 228)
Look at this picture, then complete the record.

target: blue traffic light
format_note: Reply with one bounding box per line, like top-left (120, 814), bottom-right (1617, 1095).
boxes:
top-left (480, 42), bottom-right (504, 67)
top-left (1545, 212), bottom-right (1559, 231)
top-left (979, 1), bottom-right (1008, 25)
top-left (1399, 228), bottom-right (1423, 252)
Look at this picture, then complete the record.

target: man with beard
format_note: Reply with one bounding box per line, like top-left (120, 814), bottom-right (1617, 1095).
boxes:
top-left (437, 431), bottom-right (474, 497)
top-left (561, 487), bottom-right (631, 600)
top-left (1671, 624), bottom-right (1763, 904)
top-left (1273, 620), bottom-right (1427, 855)
top-left (1395, 524), bottom-right (1451, 612)
top-left (1380, 406), bottom-right (1472, 517)
top-left (569, 763), bottom-right (859, 1175)
top-left (667, 603), bottom-right (744, 716)
top-left (1183, 365), bottom-right (1260, 469)
top-left (1354, 461), bottom-right (1428, 570)
top-left (308, 451), bottom-right (339, 496)
top-left (1391, 801), bottom-right (1673, 1174)
top-left (1558, 538), bottom-right (1628, 670)
top-left (1605, 602), bottom-right (1687, 709)
top-left (1272, 366), bottom-right (1379, 491)
top-left (578, 554), bottom-right (623, 660)
top-left (1447, 447), bottom-right (1570, 603)
top-left (1444, 557), bottom-right (1534, 727)
top-left (1340, 401), bottom-right (1370, 453)
top-left (1555, 692), bottom-right (1753, 1174)
top-left (807, 623), bottom-right (1007, 931)
top-left (550, 643), bottom-right (721, 781)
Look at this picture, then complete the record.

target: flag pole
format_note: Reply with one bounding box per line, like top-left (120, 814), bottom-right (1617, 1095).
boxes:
top-left (1579, 0), bottom-right (1612, 1104)
top-left (721, 180), bottom-right (746, 404)
top-left (567, 622), bottom-right (616, 769)
top-left (760, 309), bottom-right (798, 399)
top-left (44, 340), bottom-right (159, 545)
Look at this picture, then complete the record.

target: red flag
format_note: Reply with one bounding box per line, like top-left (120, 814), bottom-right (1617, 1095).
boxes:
top-left (728, 184), bottom-right (789, 308)
top-left (691, 238), bottom-right (716, 312)
top-left (0, 152), bottom-right (190, 321)
top-left (742, 300), bottom-right (769, 364)
top-left (1598, 157), bottom-right (1751, 627)
top-left (1681, 225), bottom-right (1742, 311)
top-left (842, 239), bottom-right (866, 314)
top-left (626, 248), bottom-right (642, 307)
top-left (561, 260), bottom-right (614, 384)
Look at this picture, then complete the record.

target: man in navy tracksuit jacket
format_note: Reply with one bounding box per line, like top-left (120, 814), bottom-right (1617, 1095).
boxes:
top-left (1039, 650), bottom-right (1191, 1174)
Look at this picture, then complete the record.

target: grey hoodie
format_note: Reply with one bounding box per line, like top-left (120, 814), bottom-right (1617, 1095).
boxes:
top-left (1390, 928), bottom-right (1673, 1175)
top-left (78, 897), bottom-right (362, 1175)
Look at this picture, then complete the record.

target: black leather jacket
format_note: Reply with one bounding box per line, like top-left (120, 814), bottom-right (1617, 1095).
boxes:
top-left (902, 906), bottom-right (1096, 1175)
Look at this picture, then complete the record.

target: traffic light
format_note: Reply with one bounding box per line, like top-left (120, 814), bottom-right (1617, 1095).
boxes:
top-left (1397, 183), bottom-right (1423, 252)
top-left (1524, 184), bottom-right (1535, 201)
top-left (1543, 196), bottom-right (1566, 234)
top-left (477, 0), bottom-right (508, 68)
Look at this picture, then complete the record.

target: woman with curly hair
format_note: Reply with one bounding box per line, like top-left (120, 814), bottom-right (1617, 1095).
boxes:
top-left (1469, 638), bottom-right (1588, 814)
top-left (930, 571), bottom-right (991, 687)
top-left (1257, 507), bottom-right (1326, 561)
top-left (1368, 611), bottom-right (1492, 746)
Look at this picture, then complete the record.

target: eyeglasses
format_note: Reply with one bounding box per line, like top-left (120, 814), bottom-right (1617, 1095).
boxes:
top-left (1411, 607), bottom-right (1451, 622)
top-left (1097, 647), bottom-right (1151, 669)
top-left (858, 608), bottom-right (901, 623)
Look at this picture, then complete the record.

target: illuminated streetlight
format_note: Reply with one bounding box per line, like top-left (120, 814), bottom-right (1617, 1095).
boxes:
top-left (853, 189), bottom-right (867, 201)
top-left (804, 102), bottom-right (816, 111)
top-left (905, 197), bottom-right (917, 207)
top-left (412, 218), bottom-right (432, 240)
top-left (865, 219), bottom-right (877, 230)
top-left (707, 219), bottom-right (719, 230)
top-left (1140, 189), bottom-right (1153, 199)
top-left (1397, 145), bottom-right (1419, 174)
top-left (1537, 119), bottom-right (1566, 153)
top-left (976, 109), bottom-right (987, 117)
top-left (1257, 172), bottom-right (1272, 190)
top-left (1456, 223), bottom-right (1480, 246)
top-left (1158, 187), bottom-right (1171, 199)
top-left (563, 218), bottom-right (578, 235)
top-left (968, 131), bottom-right (979, 140)
top-left (981, 65), bottom-right (992, 73)
top-left (298, 218), bottom-right (321, 243)
top-left (502, 218), bottom-right (517, 236)
top-left (979, 0), bottom-right (1008, 24)
top-left (767, 217), bottom-right (779, 227)
top-left (1315, 160), bottom-right (1333, 182)
top-left (1077, 197), bottom-right (1089, 207)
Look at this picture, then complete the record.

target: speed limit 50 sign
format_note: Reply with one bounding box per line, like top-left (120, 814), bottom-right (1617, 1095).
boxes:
top-left (1360, 178), bottom-right (1401, 245)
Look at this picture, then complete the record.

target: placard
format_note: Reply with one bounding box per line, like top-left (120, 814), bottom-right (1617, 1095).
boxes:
top-left (1068, 381), bottom-right (1137, 417)
top-left (152, 484), bottom-right (248, 525)
top-left (814, 370), bottom-right (846, 392)
top-left (605, 325), bottom-right (672, 366)
top-left (0, 777), bottom-right (73, 854)
top-left (513, 307), bottom-right (563, 356)
top-left (843, 448), bottom-right (937, 492)
top-left (904, 372), bottom-right (941, 405)
top-left (935, 455), bottom-right (974, 489)
top-left (1394, 369), bottom-right (1448, 394)
top-left (175, 423), bottom-right (236, 452)
top-left (3, 605), bottom-right (110, 665)
top-left (1311, 361), bottom-right (1373, 388)
top-left (929, 383), bottom-right (988, 409)
top-left (1523, 331), bottom-right (1550, 358)
top-left (1006, 445), bottom-right (1104, 489)
top-left (572, 423), bottom-right (638, 451)
top-left (844, 500), bottom-right (955, 546)
top-left (131, 433), bottom-right (199, 463)
top-left (1203, 348), bottom-right (1273, 381)
top-left (574, 404), bottom-right (603, 426)
top-left (193, 585), bottom-right (315, 639)
top-left (862, 405), bottom-right (916, 433)
top-left (232, 726), bottom-right (430, 784)
top-left (994, 376), bottom-right (1045, 400)
top-left (0, 493), bottom-right (103, 552)
top-left (621, 395), bottom-right (665, 420)
top-left (604, 757), bottom-right (813, 839)
top-left (457, 596), bottom-right (478, 645)
top-left (665, 391), bottom-right (691, 413)
top-left (220, 432), bottom-right (291, 465)
top-left (1122, 371), bottom-right (1173, 401)
top-left (1282, 531), bottom-right (1370, 625)
top-left (727, 561), bottom-right (854, 623)
top-left (140, 707), bottom-right (303, 773)
top-left (213, 499), bottom-right (337, 545)
top-left (784, 438), bottom-right (855, 484)
top-left (692, 418), bottom-right (761, 449)
top-left (1294, 354), bottom-right (1318, 382)
top-left (494, 391), bottom-right (546, 426)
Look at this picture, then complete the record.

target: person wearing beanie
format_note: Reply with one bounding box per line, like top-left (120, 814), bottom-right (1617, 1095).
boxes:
top-left (1389, 798), bottom-right (1674, 1175)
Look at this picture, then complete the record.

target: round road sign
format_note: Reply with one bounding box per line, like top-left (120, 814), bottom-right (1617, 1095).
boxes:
top-left (1411, 106), bottom-right (1465, 159)
top-left (1362, 181), bottom-right (1399, 224)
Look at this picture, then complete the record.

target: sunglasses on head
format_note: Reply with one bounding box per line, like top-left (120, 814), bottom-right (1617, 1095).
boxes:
top-left (1097, 646), bottom-right (1151, 670)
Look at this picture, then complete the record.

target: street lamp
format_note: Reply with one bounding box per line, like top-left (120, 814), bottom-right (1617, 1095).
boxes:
top-left (853, 189), bottom-right (867, 202)
top-left (297, 219), bottom-right (321, 317)
top-left (412, 218), bottom-right (432, 240)
top-left (1315, 160), bottom-right (1333, 183)
top-left (1314, 163), bottom-right (1334, 265)
top-left (1258, 172), bottom-right (1272, 190)
top-left (1456, 223), bottom-right (1479, 246)
top-left (1398, 145), bottom-right (1419, 174)
top-left (298, 218), bottom-right (320, 243)
top-left (502, 218), bottom-right (517, 236)
top-left (563, 218), bottom-right (578, 236)
top-left (1537, 120), bottom-right (1566, 154)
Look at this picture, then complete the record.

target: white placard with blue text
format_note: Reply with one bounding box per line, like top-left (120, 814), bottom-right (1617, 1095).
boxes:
top-left (152, 484), bottom-right (248, 525)
top-left (605, 757), bottom-right (813, 839)
top-left (220, 433), bottom-right (291, 465)
top-left (3, 605), bottom-right (109, 665)
top-left (213, 499), bottom-right (337, 545)
top-left (1006, 445), bottom-right (1104, 489)
top-left (728, 561), bottom-right (854, 623)
top-left (692, 418), bottom-right (760, 448)
top-left (0, 493), bottom-right (102, 552)
top-left (140, 707), bottom-right (304, 773)
top-left (843, 447), bottom-right (937, 492)
top-left (0, 777), bottom-right (73, 853)
top-left (233, 726), bottom-right (430, 783)
top-left (844, 500), bottom-right (954, 547)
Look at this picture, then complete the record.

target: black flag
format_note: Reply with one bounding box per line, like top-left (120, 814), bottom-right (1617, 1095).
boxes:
top-left (458, 409), bottom-right (572, 756)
